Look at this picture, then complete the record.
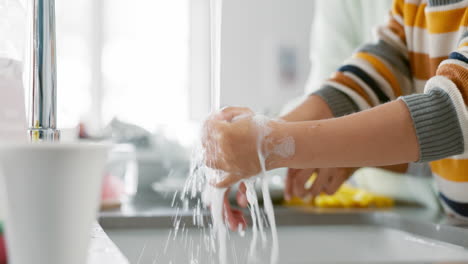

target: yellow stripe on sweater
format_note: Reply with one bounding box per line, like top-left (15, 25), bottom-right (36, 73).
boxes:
top-left (404, 3), bottom-right (427, 29)
top-left (354, 52), bottom-right (402, 97)
top-left (426, 7), bottom-right (468, 34)
top-left (392, 0), bottom-right (405, 18)
top-left (403, 2), bottom-right (467, 34)
top-left (431, 159), bottom-right (468, 183)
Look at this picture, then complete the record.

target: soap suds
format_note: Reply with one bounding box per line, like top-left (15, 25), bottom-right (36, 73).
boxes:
top-left (272, 136), bottom-right (295, 158)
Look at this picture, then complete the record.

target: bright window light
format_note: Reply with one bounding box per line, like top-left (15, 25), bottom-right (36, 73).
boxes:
top-left (56, 0), bottom-right (192, 134)
top-left (101, 0), bottom-right (190, 131)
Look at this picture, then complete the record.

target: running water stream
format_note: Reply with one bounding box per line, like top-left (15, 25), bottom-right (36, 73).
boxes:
top-left (163, 1), bottom-right (280, 263)
top-left (181, 115), bottom-right (280, 264)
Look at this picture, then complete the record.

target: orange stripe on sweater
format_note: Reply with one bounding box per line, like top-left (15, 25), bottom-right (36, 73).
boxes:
top-left (437, 63), bottom-right (468, 104)
top-left (431, 159), bottom-right (468, 183)
top-left (388, 15), bottom-right (407, 44)
top-left (409, 52), bottom-right (447, 80)
top-left (354, 52), bottom-right (402, 96)
top-left (329, 72), bottom-right (374, 106)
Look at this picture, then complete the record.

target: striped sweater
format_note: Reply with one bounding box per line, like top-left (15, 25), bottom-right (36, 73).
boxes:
top-left (314, 0), bottom-right (468, 219)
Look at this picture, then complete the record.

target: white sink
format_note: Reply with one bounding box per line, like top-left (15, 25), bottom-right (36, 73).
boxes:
top-left (107, 225), bottom-right (468, 263)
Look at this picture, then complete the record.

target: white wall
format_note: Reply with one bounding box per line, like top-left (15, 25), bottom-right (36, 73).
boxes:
top-left (220, 0), bottom-right (315, 115)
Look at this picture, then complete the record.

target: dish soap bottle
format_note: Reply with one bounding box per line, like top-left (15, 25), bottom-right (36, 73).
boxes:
top-left (0, 222), bottom-right (6, 264)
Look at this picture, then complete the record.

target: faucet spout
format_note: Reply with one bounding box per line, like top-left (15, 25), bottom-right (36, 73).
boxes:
top-left (27, 0), bottom-right (60, 141)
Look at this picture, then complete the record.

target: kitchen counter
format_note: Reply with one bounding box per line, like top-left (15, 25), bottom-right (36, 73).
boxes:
top-left (0, 222), bottom-right (127, 264)
top-left (99, 189), bottom-right (468, 263)
top-left (89, 223), bottom-right (128, 264)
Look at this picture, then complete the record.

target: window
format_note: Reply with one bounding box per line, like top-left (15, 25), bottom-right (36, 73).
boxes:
top-left (56, 0), bottom-right (203, 143)
top-left (56, 0), bottom-right (94, 128)
top-left (101, 1), bottom-right (190, 130)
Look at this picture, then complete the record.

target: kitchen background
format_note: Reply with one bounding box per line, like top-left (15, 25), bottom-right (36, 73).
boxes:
top-left (3, 0), bottom-right (314, 203)
top-left (54, 0), bottom-right (315, 134)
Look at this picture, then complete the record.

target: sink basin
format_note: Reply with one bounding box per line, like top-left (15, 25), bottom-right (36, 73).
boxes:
top-left (104, 208), bottom-right (468, 263)
top-left (108, 225), bottom-right (468, 263)
top-left (100, 191), bottom-right (468, 263)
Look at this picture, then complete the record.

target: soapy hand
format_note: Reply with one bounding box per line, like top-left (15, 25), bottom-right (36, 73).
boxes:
top-left (284, 167), bottom-right (355, 201)
top-left (202, 107), bottom-right (264, 188)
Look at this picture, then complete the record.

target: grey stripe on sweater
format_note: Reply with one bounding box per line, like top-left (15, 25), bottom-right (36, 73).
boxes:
top-left (312, 85), bottom-right (359, 117)
top-left (402, 88), bottom-right (464, 162)
top-left (359, 40), bottom-right (412, 78)
top-left (460, 30), bottom-right (468, 43)
top-left (462, 30), bottom-right (468, 38)
top-left (428, 0), bottom-right (464, 6)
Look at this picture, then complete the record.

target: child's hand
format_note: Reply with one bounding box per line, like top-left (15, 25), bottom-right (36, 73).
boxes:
top-left (202, 107), bottom-right (263, 187)
top-left (284, 167), bottom-right (355, 201)
top-left (223, 183), bottom-right (248, 231)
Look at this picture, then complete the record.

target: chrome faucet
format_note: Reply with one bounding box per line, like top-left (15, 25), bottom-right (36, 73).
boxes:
top-left (26, 0), bottom-right (60, 141)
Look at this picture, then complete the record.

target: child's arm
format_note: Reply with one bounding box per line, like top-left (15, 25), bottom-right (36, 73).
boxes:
top-left (267, 100), bottom-right (419, 170)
